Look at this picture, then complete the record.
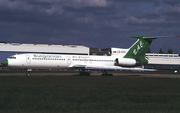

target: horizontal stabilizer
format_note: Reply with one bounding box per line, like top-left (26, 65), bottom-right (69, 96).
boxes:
top-left (132, 35), bottom-right (180, 39)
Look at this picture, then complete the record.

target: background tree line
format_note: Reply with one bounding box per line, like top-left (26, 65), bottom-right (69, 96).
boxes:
top-left (147, 48), bottom-right (174, 54)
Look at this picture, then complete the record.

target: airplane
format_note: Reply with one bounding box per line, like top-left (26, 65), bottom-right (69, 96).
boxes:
top-left (1, 35), bottom-right (179, 76)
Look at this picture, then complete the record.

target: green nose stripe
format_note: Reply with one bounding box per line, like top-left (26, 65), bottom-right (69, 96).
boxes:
top-left (1, 59), bottom-right (8, 66)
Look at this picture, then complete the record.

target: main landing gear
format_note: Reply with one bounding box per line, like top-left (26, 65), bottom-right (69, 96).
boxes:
top-left (79, 69), bottom-right (113, 76)
top-left (101, 70), bottom-right (113, 76)
top-left (79, 69), bottom-right (90, 76)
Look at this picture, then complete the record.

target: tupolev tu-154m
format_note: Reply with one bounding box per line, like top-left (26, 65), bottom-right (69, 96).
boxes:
top-left (1, 36), bottom-right (179, 76)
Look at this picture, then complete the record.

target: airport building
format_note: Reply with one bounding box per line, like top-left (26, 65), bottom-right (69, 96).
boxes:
top-left (0, 43), bottom-right (89, 55)
top-left (145, 53), bottom-right (180, 69)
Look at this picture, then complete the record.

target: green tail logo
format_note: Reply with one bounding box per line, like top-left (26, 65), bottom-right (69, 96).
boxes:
top-left (123, 35), bottom-right (179, 65)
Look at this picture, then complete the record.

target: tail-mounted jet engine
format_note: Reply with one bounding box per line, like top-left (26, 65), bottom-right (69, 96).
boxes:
top-left (115, 58), bottom-right (138, 67)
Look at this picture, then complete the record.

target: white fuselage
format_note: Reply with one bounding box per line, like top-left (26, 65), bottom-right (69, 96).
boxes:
top-left (7, 54), bottom-right (118, 69)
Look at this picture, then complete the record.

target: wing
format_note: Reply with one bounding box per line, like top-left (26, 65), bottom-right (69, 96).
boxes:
top-left (69, 64), bottom-right (157, 71)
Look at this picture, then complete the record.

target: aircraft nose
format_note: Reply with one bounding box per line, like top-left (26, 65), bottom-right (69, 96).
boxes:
top-left (1, 59), bottom-right (8, 66)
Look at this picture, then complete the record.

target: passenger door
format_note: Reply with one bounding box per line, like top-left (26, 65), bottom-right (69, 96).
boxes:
top-left (26, 55), bottom-right (31, 64)
top-left (66, 56), bottom-right (71, 65)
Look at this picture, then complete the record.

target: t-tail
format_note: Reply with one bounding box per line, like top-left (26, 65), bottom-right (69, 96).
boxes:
top-left (123, 35), bottom-right (180, 66)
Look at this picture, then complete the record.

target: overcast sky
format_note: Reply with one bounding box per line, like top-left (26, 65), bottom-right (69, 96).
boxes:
top-left (1, 0), bottom-right (180, 62)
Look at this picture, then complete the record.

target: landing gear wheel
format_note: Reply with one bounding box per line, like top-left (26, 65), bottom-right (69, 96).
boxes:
top-left (79, 72), bottom-right (90, 76)
top-left (79, 69), bottom-right (90, 76)
top-left (26, 72), bottom-right (30, 76)
top-left (101, 70), bottom-right (113, 76)
top-left (101, 74), bottom-right (113, 76)
top-left (26, 69), bottom-right (32, 76)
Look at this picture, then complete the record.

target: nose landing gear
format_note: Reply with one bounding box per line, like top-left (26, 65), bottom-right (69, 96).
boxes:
top-left (26, 69), bottom-right (32, 76)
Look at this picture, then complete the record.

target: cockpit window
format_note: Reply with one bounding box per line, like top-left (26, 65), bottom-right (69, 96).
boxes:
top-left (9, 56), bottom-right (16, 59)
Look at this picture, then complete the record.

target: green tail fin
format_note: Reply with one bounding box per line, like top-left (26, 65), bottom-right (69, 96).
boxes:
top-left (123, 36), bottom-right (153, 65)
top-left (123, 35), bottom-right (179, 65)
